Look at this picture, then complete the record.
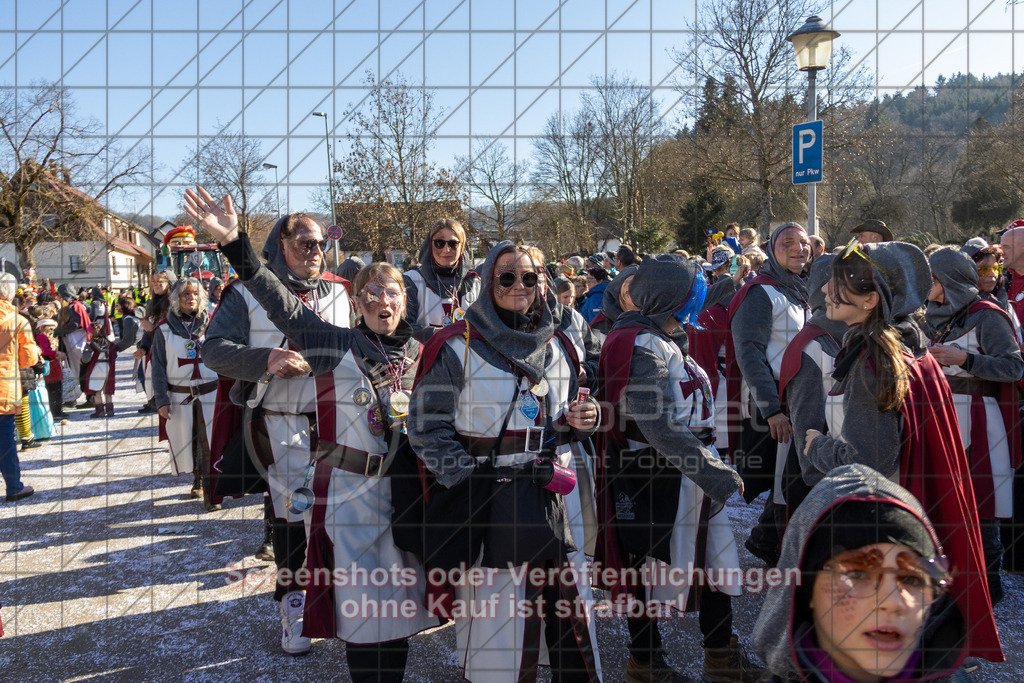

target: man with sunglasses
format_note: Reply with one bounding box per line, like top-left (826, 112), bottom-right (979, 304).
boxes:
top-left (198, 198), bottom-right (353, 657)
top-left (999, 220), bottom-right (1024, 575)
top-left (402, 217), bottom-right (480, 341)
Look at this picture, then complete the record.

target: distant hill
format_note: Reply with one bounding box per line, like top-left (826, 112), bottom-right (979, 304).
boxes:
top-left (877, 72), bottom-right (1022, 133)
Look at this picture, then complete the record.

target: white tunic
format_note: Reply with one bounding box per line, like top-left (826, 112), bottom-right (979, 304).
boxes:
top-left (738, 283), bottom-right (806, 504)
top-left (621, 332), bottom-right (743, 606)
top-left (937, 326), bottom-right (1014, 518)
top-left (156, 323), bottom-right (218, 476)
top-left (304, 350), bottom-right (433, 643)
top-left (234, 283), bottom-right (352, 522)
top-left (404, 268), bottom-right (480, 329)
top-left (439, 332), bottom-right (602, 682)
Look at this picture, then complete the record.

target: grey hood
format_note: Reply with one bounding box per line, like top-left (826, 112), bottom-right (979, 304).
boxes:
top-left (261, 215), bottom-right (322, 291)
top-left (57, 284), bottom-right (79, 301)
top-left (206, 277), bottom-right (224, 301)
top-left (805, 254), bottom-right (847, 341)
top-left (413, 231), bottom-right (476, 299)
top-left (335, 256), bottom-right (366, 283)
top-left (600, 264), bottom-right (639, 323)
top-left (462, 241), bottom-right (554, 384)
top-left (628, 254), bottom-right (697, 328)
top-left (861, 242), bottom-right (932, 323)
top-left (753, 464), bottom-right (966, 682)
top-left (760, 223), bottom-right (810, 306)
top-left (925, 247), bottom-right (980, 341)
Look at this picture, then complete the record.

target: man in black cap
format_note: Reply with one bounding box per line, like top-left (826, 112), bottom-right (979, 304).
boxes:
top-left (850, 218), bottom-right (893, 245)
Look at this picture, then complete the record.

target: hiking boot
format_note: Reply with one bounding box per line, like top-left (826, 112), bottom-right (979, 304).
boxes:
top-left (21, 439), bottom-right (40, 450)
top-left (279, 591), bottom-right (311, 655)
top-left (625, 650), bottom-right (694, 682)
top-left (702, 635), bottom-right (765, 683)
top-left (5, 485), bottom-right (35, 502)
top-left (105, 403), bottom-right (114, 417)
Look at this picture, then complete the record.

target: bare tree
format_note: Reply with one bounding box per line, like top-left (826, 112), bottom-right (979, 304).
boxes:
top-left (0, 82), bottom-right (148, 268)
top-left (678, 0), bottom-right (868, 234)
top-left (334, 71), bottom-right (464, 259)
top-left (532, 108), bottom-right (603, 254)
top-left (182, 126), bottom-right (276, 246)
top-left (456, 139), bottom-right (532, 243)
top-left (584, 73), bottom-right (665, 244)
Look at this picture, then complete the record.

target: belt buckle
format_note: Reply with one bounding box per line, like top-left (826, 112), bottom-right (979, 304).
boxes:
top-left (525, 426), bottom-right (544, 454)
top-left (364, 453), bottom-right (384, 477)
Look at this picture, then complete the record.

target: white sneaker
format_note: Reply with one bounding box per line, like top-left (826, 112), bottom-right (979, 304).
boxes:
top-left (279, 590), bottom-right (311, 655)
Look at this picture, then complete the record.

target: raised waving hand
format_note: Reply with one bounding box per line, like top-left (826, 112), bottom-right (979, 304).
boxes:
top-left (183, 186), bottom-right (240, 245)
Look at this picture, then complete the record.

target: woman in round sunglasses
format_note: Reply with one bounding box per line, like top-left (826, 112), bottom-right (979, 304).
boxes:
top-left (185, 188), bottom-right (435, 682)
top-left (408, 241), bottom-right (602, 681)
top-left (754, 463), bottom-right (969, 683)
top-left (924, 246), bottom-right (1024, 608)
top-left (402, 217), bottom-right (480, 341)
top-left (803, 241), bottom-right (1002, 662)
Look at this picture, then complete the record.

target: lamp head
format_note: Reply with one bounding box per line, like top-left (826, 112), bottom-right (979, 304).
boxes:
top-left (786, 15), bottom-right (840, 72)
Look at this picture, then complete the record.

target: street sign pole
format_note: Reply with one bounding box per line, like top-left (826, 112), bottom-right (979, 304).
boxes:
top-left (807, 69), bottom-right (817, 236)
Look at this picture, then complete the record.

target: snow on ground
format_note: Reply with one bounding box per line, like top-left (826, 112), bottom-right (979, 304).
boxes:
top-left (2, 355), bottom-right (1022, 680)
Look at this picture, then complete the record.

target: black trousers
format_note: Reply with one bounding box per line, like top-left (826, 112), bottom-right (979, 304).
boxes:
top-left (626, 575), bottom-right (733, 659)
top-left (45, 383), bottom-right (63, 416)
top-left (272, 509), bottom-right (308, 601)
top-left (346, 639), bottom-right (409, 683)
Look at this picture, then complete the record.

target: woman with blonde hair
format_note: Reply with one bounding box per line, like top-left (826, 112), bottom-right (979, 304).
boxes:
top-left (403, 217), bottom-right (480, 341)
top-left (151, 277), bottom-right (219, 508)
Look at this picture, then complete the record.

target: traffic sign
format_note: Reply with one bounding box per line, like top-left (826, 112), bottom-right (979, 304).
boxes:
top-left (326, 224), bottom-right (343, 240)
top-left (792, 120), bottom-right (823, 185)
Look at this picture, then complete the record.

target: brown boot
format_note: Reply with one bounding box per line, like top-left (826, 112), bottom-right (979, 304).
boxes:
top-left (702, 635), bottom-right (765, 683)
top-left (105, 403), bottom-right (114, 417)
top-left (625, 651), bottom-right (695, 683)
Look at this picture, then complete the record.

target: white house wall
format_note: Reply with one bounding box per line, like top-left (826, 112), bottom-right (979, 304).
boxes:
top-left (0, 241), bottom-right (149, 290)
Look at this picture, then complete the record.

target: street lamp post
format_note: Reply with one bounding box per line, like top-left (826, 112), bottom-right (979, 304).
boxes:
top-left (262, 162), bottom-right (281, 218)
top-left (787, 15), bottom-right (839, 237)
top-left (311, 111), bottom-right (340, 269)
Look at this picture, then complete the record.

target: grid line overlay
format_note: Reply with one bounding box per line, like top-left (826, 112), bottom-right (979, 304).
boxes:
top-left (1, 0), bottom-right (1023, 678)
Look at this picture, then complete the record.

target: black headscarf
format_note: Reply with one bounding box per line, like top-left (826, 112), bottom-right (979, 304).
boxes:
top-left (462, 241), bottom-right (554, 384)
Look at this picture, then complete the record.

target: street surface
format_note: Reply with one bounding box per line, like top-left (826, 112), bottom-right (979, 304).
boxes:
top-left (2, 354), bottom-right (1022, 681)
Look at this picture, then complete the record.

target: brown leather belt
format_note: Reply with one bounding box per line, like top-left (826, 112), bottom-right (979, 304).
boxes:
top-left (946, 376), bottom-right (1002, 399)
top-left (317, 442), bottom-right (385, 477)
top-left (167, 380), bottom-right (218, 396)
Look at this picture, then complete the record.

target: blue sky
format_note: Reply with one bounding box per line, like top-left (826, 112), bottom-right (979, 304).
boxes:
top-left (2, 0), bottom-right (1022, 221)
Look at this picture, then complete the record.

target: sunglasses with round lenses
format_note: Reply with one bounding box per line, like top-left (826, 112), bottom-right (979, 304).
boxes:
top-left (433, 239), bottom-right (460, 250)
top-left (294, 238), bottom-right (328, 255)
top-left (496, 271), bottom-right (539, 288)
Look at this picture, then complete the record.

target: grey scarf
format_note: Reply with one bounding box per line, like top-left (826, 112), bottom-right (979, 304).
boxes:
top-left (462, 241), bottom-right (554, 384)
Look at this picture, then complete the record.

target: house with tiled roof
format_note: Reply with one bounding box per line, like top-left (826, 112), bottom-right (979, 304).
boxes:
top-left (0, 165), bottom-right (154, 288)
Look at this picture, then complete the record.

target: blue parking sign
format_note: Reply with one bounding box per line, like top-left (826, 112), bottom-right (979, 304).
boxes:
top-left (792, 120), bottom-right (823, 185)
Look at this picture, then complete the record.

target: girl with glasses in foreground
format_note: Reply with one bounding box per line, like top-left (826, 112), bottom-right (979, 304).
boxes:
top-left (754, 464), bottom-right (970, 683)
top-left (803, 241), bottom-right (1002, 663)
